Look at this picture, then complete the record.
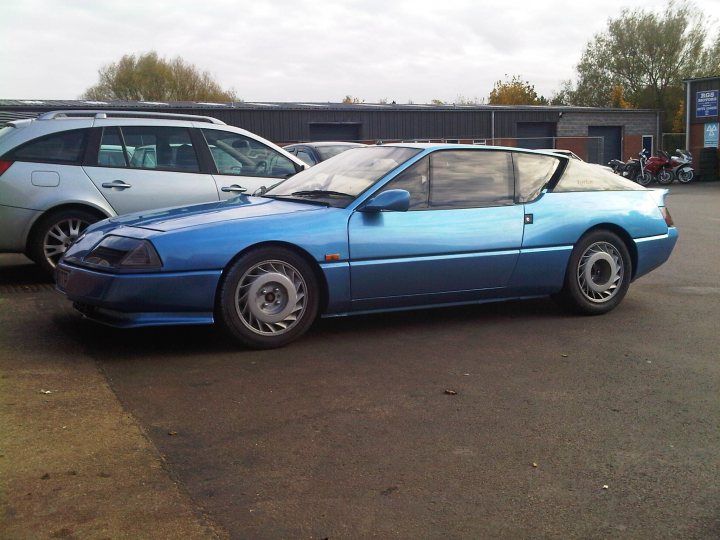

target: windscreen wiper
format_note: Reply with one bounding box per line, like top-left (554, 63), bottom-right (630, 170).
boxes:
top-left (290, 190), bottom-right (354, 198)
top-left (261, 193), bottom-right (330, 206)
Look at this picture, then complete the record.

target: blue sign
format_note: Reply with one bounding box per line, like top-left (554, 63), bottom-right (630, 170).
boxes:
top-left (697, 90), bottom-right (718, 118)
top-left (705, 123), bottom-right (719, 147)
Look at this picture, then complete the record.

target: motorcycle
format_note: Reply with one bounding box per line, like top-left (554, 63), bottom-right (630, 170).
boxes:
top-left (670, 149), bottom-right (694, 183)
top-left (644, 150), bottom-right (675, 185)
top-left (608, 150), bottom-right (644, 181)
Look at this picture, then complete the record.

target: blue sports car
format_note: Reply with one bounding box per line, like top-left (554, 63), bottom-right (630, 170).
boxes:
top-left (56, 144), bottom-right (678, 349)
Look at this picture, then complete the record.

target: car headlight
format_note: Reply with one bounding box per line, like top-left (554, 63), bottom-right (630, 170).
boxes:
top-left (83, 235), bottom-right (162, 270)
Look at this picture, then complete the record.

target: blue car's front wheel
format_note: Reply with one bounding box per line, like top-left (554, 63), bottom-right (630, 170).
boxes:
top-left (217, 247), bottom-right (319, 349)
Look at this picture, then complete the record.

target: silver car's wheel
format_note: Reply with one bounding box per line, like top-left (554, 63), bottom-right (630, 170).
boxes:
top-left (218, 247), bottom-right (319, 349)
top-left (43, 218), bottom-right (88, 266)
top-left (576, 241), bottom-right (624, 303)
top-left (29, 209), bottom-right (100, 278)
top-left (556, 230), bottom-right (632, 315)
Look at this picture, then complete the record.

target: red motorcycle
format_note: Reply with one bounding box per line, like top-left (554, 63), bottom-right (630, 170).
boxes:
top-left (641, 150), bottom-right (675, 185)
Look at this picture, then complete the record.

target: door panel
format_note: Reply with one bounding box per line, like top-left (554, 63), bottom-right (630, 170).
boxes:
top-left (348, 205), bottom-right (525, 308)
top-left (83, 166), bottom-right (220, 215)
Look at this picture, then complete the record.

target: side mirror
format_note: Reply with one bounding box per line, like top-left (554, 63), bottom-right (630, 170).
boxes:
top-left (360, 189), bottom-right (410, 212)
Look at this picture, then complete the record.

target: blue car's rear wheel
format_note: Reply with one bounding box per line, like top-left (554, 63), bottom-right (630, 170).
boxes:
top-left (218, 247), bottom-right (319, 349)
top-left (559, 230), bottom-right (632, 315)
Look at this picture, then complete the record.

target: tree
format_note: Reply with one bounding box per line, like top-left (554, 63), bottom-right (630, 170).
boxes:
top-left (82, 51), bottom-right (237, 102)
top-left (561, 0), bottom-right (717, 129)
top-left (488, 75), bottom-right (547, 105)
top-left (610, 85), bottom-right (632, 109)
top-left (342, 95), bottom-right (364, 104)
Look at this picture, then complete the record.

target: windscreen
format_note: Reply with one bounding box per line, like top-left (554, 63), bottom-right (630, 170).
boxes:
top-left (266, 146), bottom-right (421, 207)
top-left (316, 144), bottom-right (364, 160)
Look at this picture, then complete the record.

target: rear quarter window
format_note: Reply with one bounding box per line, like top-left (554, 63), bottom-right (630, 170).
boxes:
top-left (554, 160), bottom-right (645, 192)
top-left (514, 152), bottom-right (561, 202)
top-left (4, 128), bottom-right (89, 164)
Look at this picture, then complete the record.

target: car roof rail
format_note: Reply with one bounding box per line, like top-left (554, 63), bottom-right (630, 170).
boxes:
top-left (36, 110), bottom-right (226, 125)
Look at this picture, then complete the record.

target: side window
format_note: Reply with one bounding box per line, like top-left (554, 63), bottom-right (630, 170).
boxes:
top-left (98, 127), bottom-right (128, 167)
top-left (202, 129), bottom-right (297, 178)
top-left (430, 150), bottom-right (514, 209)
top-left (117, 126), bottom-right (199, 173)
top-left (514, 152), bottom-right (560, 202)
top-left (296, 149), bottom-right (316, 166)
top-left (7, 129), bottom-right (89, 164)
top-left (379, 157), bottom-right (429, 210)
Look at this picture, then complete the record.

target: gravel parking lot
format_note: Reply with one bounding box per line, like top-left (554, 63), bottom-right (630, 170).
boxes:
top-left (1, 183), bottom-right (719, 539)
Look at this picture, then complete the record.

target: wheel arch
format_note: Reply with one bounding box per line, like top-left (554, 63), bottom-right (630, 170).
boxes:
top-left (214, 240), bottom-right (330, 314)
top-left (580, 223), bottom-right (638, 280)
top-left (24, 203), bottom-right (110, 255)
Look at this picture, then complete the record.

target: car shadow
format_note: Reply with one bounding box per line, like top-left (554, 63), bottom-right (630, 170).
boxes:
top-left (0, 255), bottom-right (50, 286)
top-left (52, 296), bottom-right (567, 363)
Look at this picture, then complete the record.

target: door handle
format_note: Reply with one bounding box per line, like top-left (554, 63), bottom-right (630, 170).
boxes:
top-left (101, 181), bottom-right (132, 190)
top-left (221, 184), bottom-right (248, 193)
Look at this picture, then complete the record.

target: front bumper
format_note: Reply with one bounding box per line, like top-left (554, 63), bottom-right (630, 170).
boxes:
top-left (55, 262), bottom-right (222, 327)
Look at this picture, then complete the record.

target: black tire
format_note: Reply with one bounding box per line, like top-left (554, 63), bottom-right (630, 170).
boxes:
top-left (676, 166), bottom-right (694, 183)
top-left (636, 171), bottom-right (653, 186)
top-left (556, 230), bottom-right (632, 315)
top-left (217, 247), bottom-right (319, 349)
top-left (656, 169), bottom-right (674, 185)
top-left (29, 208), bottom-right (100, 278)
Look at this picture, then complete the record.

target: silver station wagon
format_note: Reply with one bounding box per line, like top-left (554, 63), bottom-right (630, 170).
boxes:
top-left (0, 110), bottom-right (307, 275)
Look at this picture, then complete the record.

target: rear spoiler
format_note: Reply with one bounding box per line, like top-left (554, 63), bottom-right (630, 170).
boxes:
top-left (648, 188), bottom-right (669, 206)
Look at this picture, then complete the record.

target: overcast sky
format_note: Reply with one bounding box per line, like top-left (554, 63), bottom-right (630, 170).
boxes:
top-left (2, 0), bottom-right (718, 104)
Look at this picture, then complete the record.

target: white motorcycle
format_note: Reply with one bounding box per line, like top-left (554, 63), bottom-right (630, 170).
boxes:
top-left (671, 149), bottom-right (694, 183)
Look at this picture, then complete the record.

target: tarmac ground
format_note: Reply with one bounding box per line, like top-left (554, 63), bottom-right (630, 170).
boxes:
top-left (1, 182), bottom-right (719, 539)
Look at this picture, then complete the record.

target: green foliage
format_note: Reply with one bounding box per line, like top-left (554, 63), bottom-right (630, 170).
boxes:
top-left (82, 51), bottom-right (237, 102)
top-left (488, 75), bottom-right (547, 105)
top-left (454, 94), bottom-right (484, 105)
top-left (561, 0), bottom-right (718, 129)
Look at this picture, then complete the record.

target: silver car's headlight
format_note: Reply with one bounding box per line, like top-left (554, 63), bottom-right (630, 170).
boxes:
top-left (83, 235), bottom-right (162, 270)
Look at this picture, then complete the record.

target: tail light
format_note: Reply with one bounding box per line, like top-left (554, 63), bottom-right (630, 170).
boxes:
top-left (661, 207), bottom-right (674, 227)
top-left (0, 160), bottom-right (13, 176)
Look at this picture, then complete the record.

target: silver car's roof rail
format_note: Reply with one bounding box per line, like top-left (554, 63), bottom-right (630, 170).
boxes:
top-left (36, 110), bottom-right (226, 125)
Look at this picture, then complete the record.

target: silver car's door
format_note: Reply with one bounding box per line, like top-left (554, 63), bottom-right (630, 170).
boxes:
top-left (83, 124), bottom-right (220, 215)
top-left (201, 128), bottom-right (300, 198)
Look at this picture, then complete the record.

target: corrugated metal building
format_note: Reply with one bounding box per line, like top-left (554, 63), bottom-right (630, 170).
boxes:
top-left (0, 99), bottom-right (661, 165)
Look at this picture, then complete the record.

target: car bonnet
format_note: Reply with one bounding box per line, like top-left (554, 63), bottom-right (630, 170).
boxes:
top-left (106, 196), bottom-right (325, 233)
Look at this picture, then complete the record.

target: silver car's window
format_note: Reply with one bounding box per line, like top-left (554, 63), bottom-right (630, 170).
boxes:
top-left (429, 150), bottom-right (514, 209)
top-left (97, 127), bottom-right (129, 167)
top-left (514, 152), bottom-right (561, 202)
top-left (202, 129), bottom-right (296, 178)
top-left (99, 126), bottom-right (200, 173)
top-left (554, 159), bottom-right (645, 192)
top-left (5, 128), bottom-right (89, 164)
